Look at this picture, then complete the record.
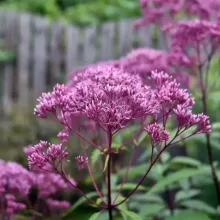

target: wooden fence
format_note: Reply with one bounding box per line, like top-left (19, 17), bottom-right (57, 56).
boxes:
top-left (0, 10), bottom-right (165, 111)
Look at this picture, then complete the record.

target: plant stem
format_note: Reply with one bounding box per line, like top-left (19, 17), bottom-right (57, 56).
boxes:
top-left (197, 46), bottom-right (220, 204)
top-left (200, 85), bottom-right (220, 204)
top-left (107, 131), bottom-right (113, 220)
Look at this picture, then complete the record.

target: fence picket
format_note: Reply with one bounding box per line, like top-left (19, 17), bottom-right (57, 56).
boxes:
top-left (82, 26), bottom-right (97, 65)
top-left (138, 25), bottom-right (152, 47)
top-left (33, 16), bottom-right (48, 98)
top-left (66, 26), bottom-right (80, 73)
top-left (0, 11), bottom-right (163, 111)
top-left (99, 22), bottom-right (115, 61)
top-left (17, 13), bottom-right (31, 105)
top-left (3, 11), bottom-right (17, 110)
top-left (118, 19), bottom-right (134, 57)
top-left (50, 21), bottom-right (63, 84)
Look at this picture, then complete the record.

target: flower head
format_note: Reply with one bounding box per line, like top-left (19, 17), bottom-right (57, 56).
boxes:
top-left (27, 141), bottom-right (68, 170)
top-left (145, 123), bottom-right (170, 143)
top-left (75, 155), bottom-right (88, 170)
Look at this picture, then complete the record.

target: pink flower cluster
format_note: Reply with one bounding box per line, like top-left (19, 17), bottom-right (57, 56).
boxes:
top-left (31, 67), bottom-right (210, 160)
top-left (167, 20), bottom-right (220, 62)
top-left (136, 0), bottom-right (220, 27)
top-left (27, 141), bottom-right (69, 171)
top-left (0, 159), bottom-right (72, 216)
top-left (27, 64), bottom-right (211, 211)
top-left (35, 66), bottom-right (158, 133)
top-left (67, 48), bottom-right (191, 87)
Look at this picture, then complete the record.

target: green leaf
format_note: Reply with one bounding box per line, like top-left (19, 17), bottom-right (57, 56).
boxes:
top-left (119, 208), bottom-right (143, 220)
top-left (212, 122), bottom-right (220, 131)
top-left (89, 211), bottom-right (102, 220)
top-left (88, 211), bottom-right (109, 220)
top-left (175, 189), bottom-right (201, 203)
top-left (165, 211), bottom-right (211, 220)
top-left (113, 183), bottom-right (147, 191)
top-left (168, 156), bottom-right (201, 169)
top-left (91, 149), bottom-right (101, 165)
top-left (180, 199), bottom-right (217, 215)
top-left (148, 168), bottom-right (208, 194)
top-left (62, 192), bottom-right (98, 217)
top-left (103, 155), bottom-right (109, 172)
top-left (118, 164), bottom-right (147, 179)
top-left (139, 204), bottom-right (165, 217)
top-left (137, 132), bottom-right (148, 145)
top-left (160, 152), bottom-right (171, 163)
top-left (132, 193), bottom-right (164, 204)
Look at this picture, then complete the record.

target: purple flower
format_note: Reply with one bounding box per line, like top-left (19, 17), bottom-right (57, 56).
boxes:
top-left (57, 127), bottom-right (69, 144)
top-left (0, 159), bottom-right (75, 217)
top-left (174, 105), bottom-right (211, 133)
top-left (75, 155), bottom-right (88, 170)
top-left (145, 123), bottom-right (170, 143)
top-left (27, 141), bottom-right (68, 170)
top-left (47, 199), bottom-right (70, 210)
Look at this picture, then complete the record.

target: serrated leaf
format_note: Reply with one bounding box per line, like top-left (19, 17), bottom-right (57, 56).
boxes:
top-left (175, 189), bottom-right (201, 203)
top-left (180, 199), bottom-right (217, 215)
top-left (119, 208), bottom-right (143, 220)
top-left (62, 192), bottom-right (97, 217)
top-left (103, 155), bottom-right (109, 172)
top-left (165, 211), bottom-right (211, 220)
top-left (147, 168), bottom-right (209, 194)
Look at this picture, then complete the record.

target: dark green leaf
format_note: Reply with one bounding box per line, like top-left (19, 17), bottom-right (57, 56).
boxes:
top-left (168, 156), bottom-right (201, 168)
top-left (139, 204), bottom-right (165, 217)
top-left (119, 208), bottom-right (143, 220)
top-left (165, 211), bottom-right (211, 220)
top-left (89, 211), bottom-right (102, 220)
top-left (180, 199), bottom-right (217, 215)
top-left (113, 183), bottom-right (147, 191)
top-left (148, 168), bottom-right (209, 194)
top-left (62, 192), bottom-right (98, 217)
top-left (175, 189), bottom-right (201, 203)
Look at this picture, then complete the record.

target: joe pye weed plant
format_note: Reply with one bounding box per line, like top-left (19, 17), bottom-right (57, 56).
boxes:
top-left (27, 66), bottom-right (211, 219)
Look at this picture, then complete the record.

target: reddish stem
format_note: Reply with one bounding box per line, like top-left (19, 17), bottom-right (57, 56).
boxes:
top-left (113, 145), bottom-right (137, 204)
top-left (107, 131), bottom-right (113, 220)
top-left (196, 43), bottom-right (220, 205)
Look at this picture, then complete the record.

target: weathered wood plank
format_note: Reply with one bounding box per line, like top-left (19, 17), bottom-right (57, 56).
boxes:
top-left (138, 25), bottom-right (152, 48)
top-left (33, 16), bottom-right (48, 98)
top-left (157, 29), bottom-right (167, 50)
top-left (0, 10), bottom-right (6, 38)
top-left (82, 26), bottom-right (97, 65)
top-left (118, 19), bottom-right (134, 57)
top-left (17, 13), bottom-right (31, 105)
top-left (50, 21), bottom-right (63, 84)
top-left (99, 22), bottom-right (115, 61)
top-left (65, 26), bottom-right (80, 73)
top-left (3, 11), bottom-right (18, 110)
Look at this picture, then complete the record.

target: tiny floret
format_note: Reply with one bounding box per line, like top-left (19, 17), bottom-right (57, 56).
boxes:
top-left (145, 123), bottom-right (169, 143)
top-left (75, 155), bottom-right (89, 170)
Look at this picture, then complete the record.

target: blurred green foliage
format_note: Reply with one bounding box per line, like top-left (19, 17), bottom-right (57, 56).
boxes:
top-left (0, 0), bottom-right (140, 26)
